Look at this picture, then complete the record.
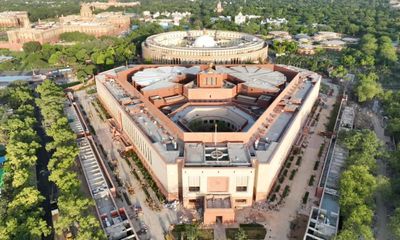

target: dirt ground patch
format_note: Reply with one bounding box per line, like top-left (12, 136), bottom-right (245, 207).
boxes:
top-left (289, 214), bottom-right (309, 239)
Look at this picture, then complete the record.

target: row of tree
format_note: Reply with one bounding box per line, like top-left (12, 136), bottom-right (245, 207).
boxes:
top-left (388, 146), bottom-right (400, 238)
top-left (8, 0), bottom-right (398, 41)
top-left (0, 82), bottom-right (50, 239)
top-left (337, 130), bottom-right (382, 240)
top-left (36, 80), bottom-right (105, 239)
top-left (0, 22), bottom-right (166, 81)
top-left (382, 90), bottom-right (400, 238)
top-left (134, 0), bottom-right (400, 39)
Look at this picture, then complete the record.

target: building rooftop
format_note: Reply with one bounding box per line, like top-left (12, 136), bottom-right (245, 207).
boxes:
top-left (146, 30), bottom-right (264, 50)
top-left (216, 66), bottom-right (286, 92)
top-left (184, 142), bottom-right (251, 166)
top-left (0, 11), bottom-right (27, 17)
top-left (131, 66), bottom-right (200, 90)
top-left (96, 64), bottom-right (321, 169)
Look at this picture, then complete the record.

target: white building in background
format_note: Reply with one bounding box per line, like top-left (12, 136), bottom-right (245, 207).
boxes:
top-left (211, 16), bottom-right (232, 23)
top-left (216, 1), bottom-right (224, 13)
top-left (235, 12), bottom-right (246, 25)
top-left (153, 12), bottom-right (160, 19)
top-left (234, 12), bottom-right (261, 25)
top-left (140, 11), bottom-right (191, 26)
top-left (261, 17), bottom-right (288, 26)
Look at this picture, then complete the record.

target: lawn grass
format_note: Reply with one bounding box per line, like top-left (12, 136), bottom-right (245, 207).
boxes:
top-left (171, 224), bottom-right (214, 240)
top-left (226, 223), bottom-right (267, 240)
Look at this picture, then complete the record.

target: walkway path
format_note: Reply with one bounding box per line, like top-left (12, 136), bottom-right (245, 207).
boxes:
top-left (235, 81), bottom-right (339, 240)
top-left (370, 111), bottom-right (392, 240)
top-left (75, 90), bottom-right (179, 240)
top-left (214, 223), bottom-right (227, 240)
top-left (34, 102), bottom-right (54, 240)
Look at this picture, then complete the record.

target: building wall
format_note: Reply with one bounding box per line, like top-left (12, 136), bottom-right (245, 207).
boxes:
top-left (142, 30), bottom-right (268, 64)
top-left (143, 44), bottom-right (268, 64)
top-left (181, 167), bottom-right (255, 208)
top-left (184, 87), bottom-right (236, 101)
top-left (204, 208), bottom-right (235, 225)
top-left (96, 78), bottom-right (179, 199)
top-left (6, 13), bottom-right (130, 46)
top-left (96, 65), bottom-right (320, 206)
top-left (254, 78), bottom-right (321, 201)
top-left (0, 12), bottom-right (29, 28)
top-left (142, 84), bottom-right (183, 98)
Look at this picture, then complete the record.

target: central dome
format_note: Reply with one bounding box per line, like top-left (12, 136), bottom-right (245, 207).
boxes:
top-left (193, 35), bottom-right (217, 48)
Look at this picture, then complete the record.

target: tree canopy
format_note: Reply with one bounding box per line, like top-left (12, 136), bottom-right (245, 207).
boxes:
top-left (337, 130), bottom-right (381, 239)
top-left (0, 82), bottom-right (50, 239)
top-left (36, 80), bottom-right (105, 239)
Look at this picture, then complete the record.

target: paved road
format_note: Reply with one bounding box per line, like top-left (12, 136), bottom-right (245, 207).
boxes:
top-left (235, 81), bottom-right (339, 240)
top-left (370, 111), bottom-right (392, 240)
top-left (75, 90), bottom-right (180, 240)
top-left (34, 104), bottom-right (55, 240)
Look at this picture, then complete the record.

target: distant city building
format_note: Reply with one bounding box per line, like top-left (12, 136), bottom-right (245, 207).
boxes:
top-left (234, 12), bottom-right (261, 25)
top-left (268, 31), bottom-right (292, 41)
top-left (153, 11), bottom-right (161, 19)
top-left (0, 11), bottom-right (30, 28)
top-left (234, 12), bottom-right (246, 25)
top-left (86, 0), bottom-right (140, 10)
top-left (267, 31), bottom-right (350, 55)
top-left (216, 1), bottom-right (224, 13)
top-left (95, 64), bottom-right (321, 224)
top-left (320, 40), bottom-right (346, 50)
top-left (142, 30), bottom-right (269, 64)
top-left (210, 16), bottom-right (232, 23)
top-left (142, 11), bottom-right (151, 17)
top-left (1, 5), bottom-right (130, 51)
top-left (261, 17), bottom-right (288, 26)
top-left (0, 55), bottom-right (14, 63)
top-left (390, 0), bottom-right (400, 9)
top-left (140, 11), bottom-right (191, 27)
top-left (312, 31), bottom-right (341, 42)
top-left (294, 33), bottom-right (311, 43)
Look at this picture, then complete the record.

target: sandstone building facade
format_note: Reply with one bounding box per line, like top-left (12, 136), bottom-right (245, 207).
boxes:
top-left (142, 30), bottom-right (269, 64)
top-left (95, 63), bottom-right (320, 224)
top-left (2, 5), bottom-right (130, 50)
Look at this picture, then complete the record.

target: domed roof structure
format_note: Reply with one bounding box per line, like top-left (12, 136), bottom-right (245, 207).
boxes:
top-left (193, 35), bottom-right (217, 48)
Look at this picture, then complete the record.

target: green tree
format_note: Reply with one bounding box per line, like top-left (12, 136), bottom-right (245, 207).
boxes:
top-left (344, 205), bottom-right (373, 227)
top-left (356, 72), bottom-right (383, 102)
top-left (185, 224), bottom-right (200, 240)
top-left (330, 65), bottom-right (348, 80)
top-left (48, 51), bottom-right (63, 65)
top-left (339, 165), bottom-right (377, 217)
top-left (341, 55), bottom-right (356, 70)
top-left (235, 228), bottom-right (248, 240)
top-left (390, 208), bottom-right (400, 239)
top-left (378, 36), bottom-right (398, 64)
top-left (22, 41), bottom-right (42, 54)
top-left (60, 31), bottom-right (95, 42)
top-left (360, 34), bottom-right (378, 56)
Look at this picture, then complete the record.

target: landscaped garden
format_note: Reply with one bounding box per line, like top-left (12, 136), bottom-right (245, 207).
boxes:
top-left (171, 224), bottom-right (214, 240)
top-left (226, 223), bottom-right (267, 240)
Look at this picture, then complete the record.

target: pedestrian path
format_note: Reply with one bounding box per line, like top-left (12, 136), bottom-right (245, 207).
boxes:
top-left (214, 223), bottom-right (227, 240)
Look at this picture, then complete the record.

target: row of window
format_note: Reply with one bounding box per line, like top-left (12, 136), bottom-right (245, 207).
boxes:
top-left (188, 198), bottom-right (247, 205)
top-left (188, 186), bottom-right (247, 192)
top-left (123, 113), bottom-right (152, 165)
top-left (100, 81), bottom-right (153, 165)
top-left (203, 77), bottom-right (218, 86)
